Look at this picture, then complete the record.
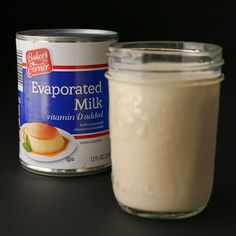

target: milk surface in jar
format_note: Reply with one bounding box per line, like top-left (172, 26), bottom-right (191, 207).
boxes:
top-left (16, 29), bottom-right (118, 176)
top-left (106, 41), bottom-right (224, 219)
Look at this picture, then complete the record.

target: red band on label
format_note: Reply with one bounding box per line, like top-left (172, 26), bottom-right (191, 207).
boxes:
top-left (22, 63), bottom-right (108, 70)
top-left (53, 64), bottom-right (108, 69)
top-left (74, 131), bottom-right (109, 139)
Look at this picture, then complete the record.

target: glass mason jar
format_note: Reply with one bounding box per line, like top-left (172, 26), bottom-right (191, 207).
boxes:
top-left (106, 41), bottom-right (224, 219)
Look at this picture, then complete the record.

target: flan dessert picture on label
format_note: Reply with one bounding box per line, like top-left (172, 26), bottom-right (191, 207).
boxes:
top-left (20, 122), bottom-right (76, 162)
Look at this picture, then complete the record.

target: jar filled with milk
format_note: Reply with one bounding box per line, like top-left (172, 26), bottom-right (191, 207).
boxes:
top-left (106, 41), bottom-right (224, 219)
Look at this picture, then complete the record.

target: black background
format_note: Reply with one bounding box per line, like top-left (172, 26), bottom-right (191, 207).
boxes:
top-left (1, 1), bottom-right (236, 235)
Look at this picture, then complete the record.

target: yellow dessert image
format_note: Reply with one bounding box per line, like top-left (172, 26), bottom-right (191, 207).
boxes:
top-left (21, 122), bottom-right (68, 156)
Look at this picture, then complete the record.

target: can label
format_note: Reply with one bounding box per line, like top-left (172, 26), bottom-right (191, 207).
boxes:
top-left (16, 40), bottom-right (113, 171)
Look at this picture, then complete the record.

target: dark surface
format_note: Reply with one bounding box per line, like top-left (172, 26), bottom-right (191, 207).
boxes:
top-left (0, 86), bottom-right (235, 236)
top-left (1, 1), bottom-right (236, 235)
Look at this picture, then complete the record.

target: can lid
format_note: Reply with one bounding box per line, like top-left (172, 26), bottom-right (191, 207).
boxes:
top-left (16, 29), bottom-right (118, 42)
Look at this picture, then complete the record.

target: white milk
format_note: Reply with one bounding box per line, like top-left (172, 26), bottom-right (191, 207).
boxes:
top-left (109, 71), bottom-right (222, 213)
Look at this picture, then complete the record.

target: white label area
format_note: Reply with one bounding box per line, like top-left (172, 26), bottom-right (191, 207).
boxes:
top-left (20, 135), bottom-right (110, 169)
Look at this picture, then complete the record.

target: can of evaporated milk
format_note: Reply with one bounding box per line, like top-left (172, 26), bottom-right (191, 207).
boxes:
top-left (16, 29), bottom-right (118, 176)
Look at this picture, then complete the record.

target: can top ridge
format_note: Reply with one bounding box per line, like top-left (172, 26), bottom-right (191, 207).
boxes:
top-left (16, 29), bottom-right (118, 42)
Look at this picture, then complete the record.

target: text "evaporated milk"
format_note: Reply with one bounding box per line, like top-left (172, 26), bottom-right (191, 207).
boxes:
top-left (16, 29), bottom-right (118, 176)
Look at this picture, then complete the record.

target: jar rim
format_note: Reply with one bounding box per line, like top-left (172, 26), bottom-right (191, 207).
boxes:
top-left (107, 41), bottom-right (224, 72)
top-left (109, 41), bottom-right (222, 54)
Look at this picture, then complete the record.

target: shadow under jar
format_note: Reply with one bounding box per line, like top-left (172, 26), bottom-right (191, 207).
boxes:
top-left (106, 41), bottom-right (224, 219)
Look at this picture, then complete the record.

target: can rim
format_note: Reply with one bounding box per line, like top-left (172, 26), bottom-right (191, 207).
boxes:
top-left (16, 29), bottom-right (118, 42)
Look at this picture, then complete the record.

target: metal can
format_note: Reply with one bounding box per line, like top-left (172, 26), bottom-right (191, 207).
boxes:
top-left (16, 29), bottom-right (118, 176)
